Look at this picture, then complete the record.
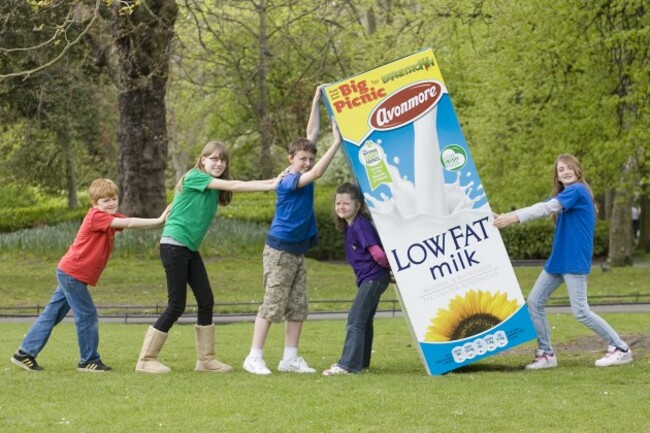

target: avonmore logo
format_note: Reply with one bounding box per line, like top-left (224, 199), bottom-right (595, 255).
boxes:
top-left (369, 81), bottom-right (444, 130)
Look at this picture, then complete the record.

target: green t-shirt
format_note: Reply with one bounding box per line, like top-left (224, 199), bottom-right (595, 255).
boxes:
top-left (162, 168), bottom-right (218, 251)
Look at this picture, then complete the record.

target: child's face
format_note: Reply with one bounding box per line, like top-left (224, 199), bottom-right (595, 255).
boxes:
top-left (202, 152), bottom-right (227, 178)
top-left (335, 193), bottom-right (358, 223)
top-left (288, 150), bottom-right (315, 174)
top-left (556, 161), bottom-right (577, 186)
top-left (94, 196), bottom-right (119, 214)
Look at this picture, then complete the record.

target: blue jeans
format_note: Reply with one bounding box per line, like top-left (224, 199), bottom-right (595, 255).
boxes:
top-left (20, 269), bottom-right (100, 363)
top-left (338, 274), bottom-right (390, 373)
top-left (527, 270), bottom-right (628, 354)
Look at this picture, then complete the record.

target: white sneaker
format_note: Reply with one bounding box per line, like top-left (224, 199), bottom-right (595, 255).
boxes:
top-left (595, 346), bottom-right (633, 367)
top-left (277, 356), bottom-right (316, 373)
top-left (525, 350), bottom-right (557, 370)
top-left (243, 356), bottom-right (271, 375)
top-left (322, 364), bottom-right (349, 376)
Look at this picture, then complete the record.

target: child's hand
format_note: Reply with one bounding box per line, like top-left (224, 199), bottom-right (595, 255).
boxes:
top-left (271, 169), bottom-right (288, 188)
top-left (160, 205), bottom-right (172, 221)
top-left (331, 119), bottom-right (341, 145)
top-left (493, 212), bottom-right (518, 228)
top-left (313, 84), bottom-right (327, 102)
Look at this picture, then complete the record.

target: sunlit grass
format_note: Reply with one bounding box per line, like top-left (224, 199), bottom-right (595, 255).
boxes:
top-left (1, 315), bottom-right (648, 432)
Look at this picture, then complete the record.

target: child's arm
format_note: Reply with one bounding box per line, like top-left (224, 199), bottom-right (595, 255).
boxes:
top-left (207, 171), bottom-right (286, 192)
top-left (297, 119), bottom-right (341, 188)
top-left (368, 245), bottom-right (389, 268)
top-left (493, 199), bottom-right (563, 228)
top-left (110, 205), bottom-right (171, 229)
top-left (306, 84), bottom-right (326, 144)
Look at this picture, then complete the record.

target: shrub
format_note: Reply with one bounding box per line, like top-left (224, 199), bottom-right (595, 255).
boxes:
top-left (0, 184), bottom-right (42, 208)
top-left (0, 204), bottom-right (87, 233)
top-left (499, 218), bottom-right (609, 260)
top-left (0, 186), bottom-right (611, 261)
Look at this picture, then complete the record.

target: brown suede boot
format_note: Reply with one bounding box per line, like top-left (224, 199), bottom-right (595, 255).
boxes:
top-left (135, 326), bottom-right (171, 374)
top-left (195, 324), bottom-right (233, 373)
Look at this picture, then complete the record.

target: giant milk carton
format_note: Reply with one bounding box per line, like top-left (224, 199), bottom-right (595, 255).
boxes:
top-left (322, 48), bottom-right (536, 375)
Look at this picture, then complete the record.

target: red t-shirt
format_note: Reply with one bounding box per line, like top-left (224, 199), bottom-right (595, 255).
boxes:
top-left (58, 207), bottom-right (125, 286)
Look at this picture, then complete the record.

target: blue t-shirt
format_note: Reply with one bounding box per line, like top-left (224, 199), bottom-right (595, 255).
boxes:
top-left (544, 183), bottom-right (595, 275)
top-left (266, 172), bottom-right (317, 255)
top-left (345, 215), bottom-right (389, 287)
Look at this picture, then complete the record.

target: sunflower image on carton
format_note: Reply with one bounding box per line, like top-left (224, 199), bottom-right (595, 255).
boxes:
top-left (323, 48), bottom-right (536, 375)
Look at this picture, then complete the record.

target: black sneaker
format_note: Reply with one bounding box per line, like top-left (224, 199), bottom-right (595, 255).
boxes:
top-left (11, 350), bottom-right (44, 371)
top-left (77, 360), bottom-right (113, 373)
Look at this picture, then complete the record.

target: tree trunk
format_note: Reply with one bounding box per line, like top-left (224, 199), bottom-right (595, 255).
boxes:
top-left (639, 195), bottom-right (650, 252)
top-left (60, 129), bottom-right (78, 209)
top-left (603, 188), bottom-right (614, 220)
top-left (607, 158), bottom-right (635, 266)
top-left (257, 0), bottom-right (273, 179)
top-left (113, 0), bottom-right (178, 217)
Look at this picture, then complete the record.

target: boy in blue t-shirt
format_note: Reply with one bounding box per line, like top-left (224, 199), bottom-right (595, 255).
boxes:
top-left (243, 85), bottom-right (341, 375)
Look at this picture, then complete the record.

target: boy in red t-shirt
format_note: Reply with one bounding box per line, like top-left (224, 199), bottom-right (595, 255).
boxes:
top-left (11, 178), bottom-right (170, 372)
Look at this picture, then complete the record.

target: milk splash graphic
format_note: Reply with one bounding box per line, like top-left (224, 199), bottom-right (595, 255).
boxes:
top-left (362, 108), bottom-right (501, 340)
top-left (364, 108), bottom-right (485, 223)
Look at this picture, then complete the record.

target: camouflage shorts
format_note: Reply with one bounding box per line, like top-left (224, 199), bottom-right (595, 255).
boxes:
top-left (258, 245), bottom-right (308, 323)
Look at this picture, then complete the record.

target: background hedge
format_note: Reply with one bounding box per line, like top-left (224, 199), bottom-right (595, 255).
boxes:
top-left (1, 186), bottom-right (609, 261)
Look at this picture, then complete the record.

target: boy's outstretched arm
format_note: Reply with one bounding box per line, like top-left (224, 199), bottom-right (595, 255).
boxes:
top-left (297, 119), bottom-right (341, 188)
top-left (306, 84), bottom-right (326, 144)
top-left (111, 205), bottom-right (171, 229)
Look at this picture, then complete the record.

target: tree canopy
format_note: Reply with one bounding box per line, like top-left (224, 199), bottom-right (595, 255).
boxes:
top-left (1, 0), bottom-right (649, 259)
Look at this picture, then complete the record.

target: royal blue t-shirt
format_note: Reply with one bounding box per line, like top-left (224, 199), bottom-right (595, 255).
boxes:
top-left (345, 215), bottom-right (390, 287)
top-left (266, 172), bottom-right (317, 255)
top-left (544, 183), bottom-right (595, 275)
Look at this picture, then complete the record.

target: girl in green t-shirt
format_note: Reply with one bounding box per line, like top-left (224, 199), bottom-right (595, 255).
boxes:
top-left (136, 140), bottom-right (283, 374)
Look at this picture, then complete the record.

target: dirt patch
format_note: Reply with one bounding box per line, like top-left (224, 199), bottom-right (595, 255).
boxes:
top-left (453, 334), bottom-right (648, 373)
top-left (505, 333), bottom-right (649, 356)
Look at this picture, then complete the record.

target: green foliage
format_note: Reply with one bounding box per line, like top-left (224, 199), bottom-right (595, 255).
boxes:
top-left (499, 219), bottom-right (609, 260)
top-left (0, 183), bottom-right (43, 207)
top-left (0, 205), bottom-right (86, 234)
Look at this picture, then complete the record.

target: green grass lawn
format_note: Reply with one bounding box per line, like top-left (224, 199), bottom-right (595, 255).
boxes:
top-left (1, 314), bottom-right (648, 432)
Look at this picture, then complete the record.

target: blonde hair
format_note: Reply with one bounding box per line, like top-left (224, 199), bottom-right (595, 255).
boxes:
top-left (175, 141), bottom-right (233, 206)
top-left (89, 178), bottom-right (119, 203)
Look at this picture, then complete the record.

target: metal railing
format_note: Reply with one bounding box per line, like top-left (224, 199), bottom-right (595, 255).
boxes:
top-left (2, 294), bottom-right (649, 322)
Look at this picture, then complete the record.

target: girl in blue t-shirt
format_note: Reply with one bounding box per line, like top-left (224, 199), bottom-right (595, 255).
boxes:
top-left (323, 182), bottom-right (392, 375)
top-left (135, 140), bottom-right (283, 374)
top-left (493, 154), bottom-right (632, 370)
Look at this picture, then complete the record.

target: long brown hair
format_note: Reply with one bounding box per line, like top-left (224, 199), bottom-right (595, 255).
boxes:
top-left (550, 154), bottom-right (593, 223)
top-left (175, 141), bottom-right (233, 206)
top-left (333, 182), bottom-right (369, 232)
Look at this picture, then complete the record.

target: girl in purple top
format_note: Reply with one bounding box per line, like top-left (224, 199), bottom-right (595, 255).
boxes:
top-left (323, 182), bottom-right (391, 375)
top-left (494, 154), bottom-right (632, 370)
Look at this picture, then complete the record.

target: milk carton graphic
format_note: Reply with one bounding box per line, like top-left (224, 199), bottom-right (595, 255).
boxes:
top-left (323, 49), bottom-right (536, 375)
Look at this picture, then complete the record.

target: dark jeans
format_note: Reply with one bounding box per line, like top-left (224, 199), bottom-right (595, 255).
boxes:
top-left (154, 244), bottom-right (214, 332)
top-left (338, 274), bottom-right (390, 372)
